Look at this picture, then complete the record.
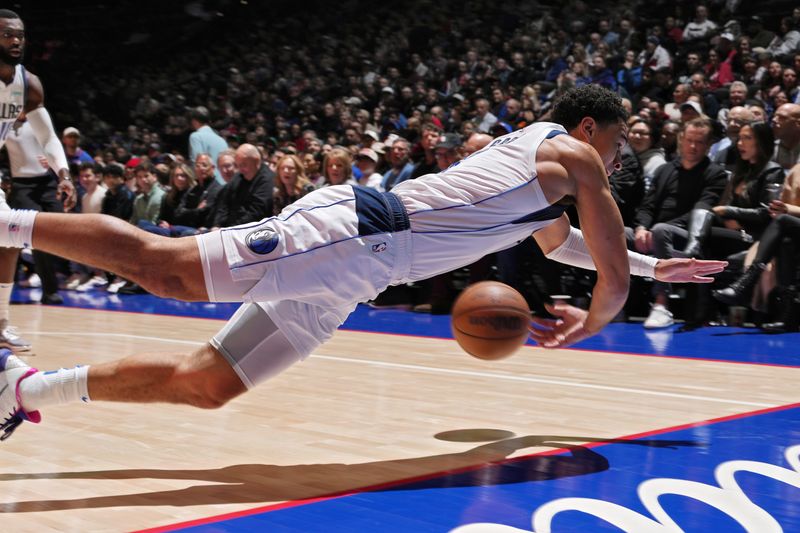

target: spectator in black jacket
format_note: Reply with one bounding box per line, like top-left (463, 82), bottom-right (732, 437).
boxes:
top-left (212, 144), bottom-right (274, 228)
top-left (101, 164), bottom-right (134, 222)
top-left (171, 152), bottom-right (224, 233)
top-left (628, 118), bottom-right (728, 328)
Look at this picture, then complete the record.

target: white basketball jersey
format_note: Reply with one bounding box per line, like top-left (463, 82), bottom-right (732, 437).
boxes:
top-left (393, 122), bottom-right (569, 280)
top-left (0, 65), bottom-right (26, 148)
top-left (5, 120), bottom-right (47, 177)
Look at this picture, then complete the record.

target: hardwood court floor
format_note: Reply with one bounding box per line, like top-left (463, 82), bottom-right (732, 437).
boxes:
top-left (1, 304), bottom-right (799, 532)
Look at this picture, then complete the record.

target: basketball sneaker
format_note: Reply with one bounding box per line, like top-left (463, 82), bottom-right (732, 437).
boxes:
top-left (0, 324), bottom-right (32, 352)
top-left (0, 349), bottom-right (40, 441)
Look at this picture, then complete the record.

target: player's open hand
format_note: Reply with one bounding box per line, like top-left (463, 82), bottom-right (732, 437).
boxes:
top-left (654, 258), bottom-right (728, 283)
top-left (529, 303), bottom-right (592, 349)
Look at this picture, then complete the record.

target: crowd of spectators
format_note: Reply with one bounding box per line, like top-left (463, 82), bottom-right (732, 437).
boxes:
top-left (3, 0), bottom-right (800, 331)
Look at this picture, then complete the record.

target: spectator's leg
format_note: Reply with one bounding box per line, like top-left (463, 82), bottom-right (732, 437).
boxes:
top-left (643, 223), bottom-right (685, 328)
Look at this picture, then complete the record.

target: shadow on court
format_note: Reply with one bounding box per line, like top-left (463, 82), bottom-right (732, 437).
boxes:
top-left (0, 433), bottom-right (701, 512)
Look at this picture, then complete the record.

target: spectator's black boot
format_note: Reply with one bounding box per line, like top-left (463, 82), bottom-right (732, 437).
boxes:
top-left (712, 262), bottom-right (766, 306)
top-left (762, 287), bottom-right (800, 333)
top-left (678, 209), bottom-right (714, 258)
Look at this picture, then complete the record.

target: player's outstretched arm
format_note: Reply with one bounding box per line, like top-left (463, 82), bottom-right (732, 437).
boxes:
top-left (539, 222), bottom-right (728, 282)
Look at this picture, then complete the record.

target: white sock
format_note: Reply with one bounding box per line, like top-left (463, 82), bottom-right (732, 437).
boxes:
top-left (19, 365), bottom-right (91, 411)
top-left (0, 210), bottom-right (38, 248)
top-left (0, 283), bottom-right (11, 325)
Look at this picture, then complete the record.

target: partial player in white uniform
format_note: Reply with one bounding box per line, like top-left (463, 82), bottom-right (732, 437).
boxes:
top-left (5, 117), bottom-right (73, 302)
top-left (0, 11), bottom-right (74, 354)
top-left (0, 81), bottom-right (726, 440)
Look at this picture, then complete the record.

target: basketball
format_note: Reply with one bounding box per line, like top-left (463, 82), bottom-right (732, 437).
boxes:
top-left (450, 281), bottom-right (531, 360)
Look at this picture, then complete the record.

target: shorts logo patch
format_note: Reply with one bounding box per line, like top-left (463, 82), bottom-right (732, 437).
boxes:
top-left (371, 242), bottom-right (387, 253)
top-left (246, 228), bottom-right (280, 255)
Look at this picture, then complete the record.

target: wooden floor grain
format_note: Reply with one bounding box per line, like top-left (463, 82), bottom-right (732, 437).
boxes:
top-left (1, 305), bottom-right (797, 532)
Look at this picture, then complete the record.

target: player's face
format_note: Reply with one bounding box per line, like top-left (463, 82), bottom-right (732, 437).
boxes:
top-left (589, 119), bottom-right (628, 176)
top-left (0, 18), bottom-right (24, 66)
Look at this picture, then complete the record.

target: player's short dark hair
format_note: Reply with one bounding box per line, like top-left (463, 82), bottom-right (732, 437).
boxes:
top-left (552, 85), bottom-right (629, 132)
top-left (0, 9), bottom-right (20, 19)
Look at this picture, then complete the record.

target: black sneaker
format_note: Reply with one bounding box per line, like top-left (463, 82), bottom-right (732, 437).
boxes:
top-left (41, 292), bottom-right (64, 305)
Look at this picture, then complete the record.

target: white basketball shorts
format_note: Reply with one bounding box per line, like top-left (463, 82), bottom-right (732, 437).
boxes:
top-left (196, 185), bottom-right (412, 386)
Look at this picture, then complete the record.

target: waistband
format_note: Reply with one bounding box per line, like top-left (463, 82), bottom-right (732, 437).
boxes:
top-left (352, 185), bottom-right (410, 235)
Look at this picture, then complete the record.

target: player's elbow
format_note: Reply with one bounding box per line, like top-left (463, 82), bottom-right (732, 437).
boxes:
top-left (600, 273), bottom-right (629, 304)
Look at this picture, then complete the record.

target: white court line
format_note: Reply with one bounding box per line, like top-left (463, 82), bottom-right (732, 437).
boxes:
top-left (31, 331), bottom-right (774, 408)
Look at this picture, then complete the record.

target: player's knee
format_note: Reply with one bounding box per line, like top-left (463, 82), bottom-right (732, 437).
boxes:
top-left (197, 375), bottom-right (246, 409)
top-left (135, 239), bottom-right (197, 300)
top-left (176, 346), bottom-right (246, 409)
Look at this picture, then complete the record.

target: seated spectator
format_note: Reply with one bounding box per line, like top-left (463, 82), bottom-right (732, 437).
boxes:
top-left (321, 148), bottom-right (355, 187)
top-left (628, 118), bottom-right (728, 328)
top-left (302, 151), bottom-right (324, 188)
top-left (77, 163), bottom-right (107, 215)
top-left (410, 122), bottom-right (443, 179)
top-left (689, 72), bottom-right (720, 118)
top-left (101, 164), bottom-right (134, 222)
top-left (617, 50), bottom-right (643, 97)
top-left (706, 121), bottom-right (785, 258)
top-left (766, 17), bottom-right (800, 62)
top-left (628, 118), bottom-right (666, 193)
top-left (380, 138), bottom-right (415, 191)
top-left (273, 154), bottom-right (315, 215)
top-left (664, 84), bottom-right (689, 121)
top-left (711, 106), bottom-right (754, 172)
top-left (714, 162), bottom-right (800, 331)
top-left (212, 143), bottom-right (274, 228)
top-left (353, 148), bottom-right (383, 190)
top-left (772, 103), bottom-right (800, 170)
top-left (472, 98), bottom-right (498, 133)
top-left (659, 120), bottom-right (681, 161)
top-left (588, 54), bottom-right (616, 90)
top-left (138, 163), bottom-right (202, 237)
top-left (62, 127), bottom-right (94, 166)
top-left (639, 36), bottom-right (671, 72)
top-left (129, 161), bottom-right (165, 226)
top-left (166, 152), bottom-right (227, 234)
top-left (683, 5), bottom-right (717, 43)
top-left (705, 48), bottom-right (734, 91)
top-left (716, 81), bottom-right (749, 126)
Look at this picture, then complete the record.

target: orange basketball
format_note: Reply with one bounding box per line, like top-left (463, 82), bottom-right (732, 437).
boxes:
top-left (450, 281), bottom-right (531, 360)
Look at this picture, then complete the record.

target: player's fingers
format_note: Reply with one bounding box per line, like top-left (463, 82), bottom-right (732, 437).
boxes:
top-left (530, 316), bottom-right (559, 329)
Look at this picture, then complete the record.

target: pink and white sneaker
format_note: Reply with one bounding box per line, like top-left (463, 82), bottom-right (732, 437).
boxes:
top-left (0, 349), bottom-right (40, 441)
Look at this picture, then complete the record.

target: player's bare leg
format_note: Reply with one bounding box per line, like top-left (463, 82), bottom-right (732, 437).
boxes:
top-left (87, 344), bottom-right (246, 407)
top-left (1, 343), bottom-right (247, 440)
top-left (0, 211), bottom-right (208, 301)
